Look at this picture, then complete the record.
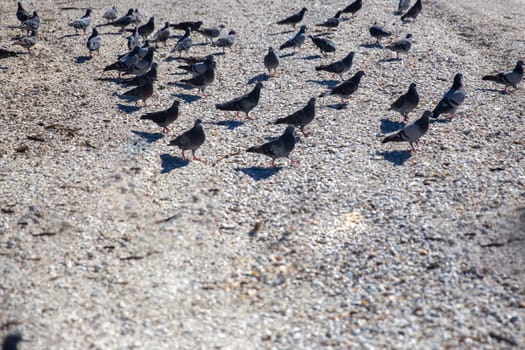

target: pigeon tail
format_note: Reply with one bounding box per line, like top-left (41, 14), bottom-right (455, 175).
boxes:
top-left (246, 145), bottom-right (265, 154)
top-left (382, 133), bottom-right (403, 144)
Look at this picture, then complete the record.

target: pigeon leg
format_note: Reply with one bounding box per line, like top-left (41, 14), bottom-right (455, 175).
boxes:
top-left (235, 111), bottom-right (240, 118)
top-left (410, 143), bottom-right (417, 152)
top-left (271, 159), bottom-right (277, 167)
top-left (181, 151), bottom-right (186, 160)
top-left (289, 158), bottom-right (298, 164)
top-left (192, 150), bottom-right (202, 161)
top-left (246, 113), bottom-right (255, 121)
top-left (162, 127), bottom-right (168, 134)
top-left (403, 113), bottom-right (408, 123)
top-left (300, 127), bottom-right (309, 137)
top-left (447, 114), bottom-right (455, 121)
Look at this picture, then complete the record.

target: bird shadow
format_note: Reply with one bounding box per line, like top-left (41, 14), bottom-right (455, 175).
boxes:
top-left (168, 82), bottom-right (195, 90)
top-left (163, 56), bottom-right (179, 63)
top-left (248, 73), bottom-right (269, 84)
top-left (237, 166), bottom-right (282, 180)
top-left (75, 55), bottom-right (92, 64)
top-left (378, 150), bottom-right (412, 166)
top-left (474, 87), bottom-right (507, 95)
top-left (131, 130), bottom-right (164, 143)
top-left (430, 118), bottom-right (453, 124)
top-left (160, 153), bottom-right (190, 173)
top-left (322, 103), bottom-right (348, 110)
top-left (380, 118), bottom-right (405, 133)
top-left (171, 93), bottom-right (201, 103)
top-left (360, 43), bottom-right (383, 49)
top-left (96, 76), bottom-right (122, 84)
top-left (308, 79), bottom-right (339, 88)
top-left (117, 103), bottom-right (141, 114)
top-left (57, 33), bottom-right (80, 40)
top-left (211, 120), bottom-right (245, 130)
top-left (301, 54), bottom-right (322, 60)
top-left (279, 52), bottom-right (296, 58)
top-left (269, 30), bottom-right (294, 36)
top-left (378, 57), bottom-right (402, 63)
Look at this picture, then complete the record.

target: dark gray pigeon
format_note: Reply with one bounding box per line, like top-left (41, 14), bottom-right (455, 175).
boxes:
top-left (315, 51), bottom-right (355, 80)
top-left (140, 100), bottom-right (179, 134)
top-left (87, 27), bottom-right (102, 57)
top-left (12, 30), bottom-right (37, 55)
top-left (137, 16), bottom-right (154, 38)
top-left (127, 26), bottom-right (142, 51)
top-left (482, 60), bottom-right (524, 93)
top-left (16, 2), bottom-right (30, 23)
top-left (389, 82), bottom-right (419, 122)
top-left (124, 46), bottom-right (155, 76)
top-left (396, 0), bottom-right (411, 15)
top-left (179, 60), bottom-right (216, 95)
top-left (276, 7), bottom-right (307, 28)
top-left (319, 70), bottom-right (365, 103)
top-left (279, 25), bottom-right (306, 51)
top-left (369, 22), bottom-right (392, 46)
top-left (150, 22), bottom-right (170, 47)
top-left (2, 331), bottom-right (28, 350)
top-left (401, 0), bottom-right (422, 22)
top-left (382, 110), bottom-right (431, 152)
top-left (122, 62), bottom-right (157, 86)
top-left (213, 30), bottom-right (236, 53)
top-left (197, 24), bottom-right (225, 43)
top-left (22, 11), bottom-right (40, 35)
top-left (264, 47), bottom-right (280, 77)
top-left (216, 82), bottom-right (263, 120)
top-left (309, 35), bottom-right (336, 55)
top-left (386, 33), bottom-right (412, 59)
top-left (122, 80), bottom-right (154, 106)
top-left (432, 73), bottom-right (466, 120)
top-left (169, 119), bottom-right (206, 161)
top-left (274, 98), bottom-right (316, 136)
top-left (316, 10), bottom-right (342, 29)
top-left (102, 6), bottom-right (118, 23)
top-left (178, 54), bottom-right (214, 76)
top-left (171, 27), bottom-right (192, 56)
top-left (342, 0), bottom-right (362, 16)
top-left (247, 126), bottom-right (297, 166)
top-left (170, 21), bottom-right (202, 32)
top-left (97, 8), bottom-right (134, 32)
top-left (68, 8), bottom-right (91, 34)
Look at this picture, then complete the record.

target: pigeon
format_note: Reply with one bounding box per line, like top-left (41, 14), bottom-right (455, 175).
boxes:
top-left (150, 22), bottom-right (170, 46)
top-left (264, 47), bottom-right (280, 77)
top-left (382, 110), bottom-right (431, 151)
top-left (16, 2), bottom-right (30, 24)
top-left (86, 27), bottom-right (102, 57)
top-left (104, 46), bottom-right (141, 75)
top-left (140, 100), bottom-right (180, 134)
top-left (315, 51), bottom-right (355, 80)
top-left (276, 7), bottom-right (307, 28)
top-left (342, 0), bottom-right (362, 16)
top-left (274, 98), bottom-right (316, 136)
top-left (197, 24), bottom-right (225, 43)
top-left (319, 70), bottom-right (365, 103)
top-left (385, 33), bottom-right (412, 59)
top-left (122, 80), bottom-right (154, 106)
top-left (131, 8), bottom-right (144, 26)
top-left (2, 331), bottom-right (29, 350)
top-left (135, 16), bottom-right (155, 39)
top-left (369, 22), bottom-right (392, 46)
top-left (213, 30), bottom-right (236, 53)
top-left (247, 126), bottom-right (297, 167)
top-left (309, 35), bottom-right (336, 55)
top-left (170, 21), bottom-right (202, 32)
top-left (179, 60), bottom-right (216, 95)
top-left (127, 26), bottom-right (142, 51)
top-left (124, 47), bottom-right (155, 76)
top-left (432, 73), bottom-right (466, 120)
top-left (279, 25), bottom-right (307, 51)
top-left (122, 62), bottom-right (158, 86)
top-left (316, 10), bottom-right (343, 29)
top-left (178, 54), bottom-right (214, 76)
top-left (68, 8), bottom-right (91, 34)
top-left (171, 27), bottom-right (192, 56)
top-left (482, 60), bottom-right (524, 93)
top-left (396, 0), bottom-right (411, 15)
top-left (13, 30), bottom-right (37, 55)
top-left (401, 0), bottom-right (422, 22)
top-left (169, 119), bottom-right (206, 161)
top-left (215, 82), bottom-right (263, 120)
top-left (97, 8), bottom-right (134, 32)
top-left (102, 6), bottom-right (118, 23)
top-left (389, 83), bottom-right (420, 122)
top-left (0, 48), bottom-right (19, 59)
top-left (22, 11), bottom-right (40, 35)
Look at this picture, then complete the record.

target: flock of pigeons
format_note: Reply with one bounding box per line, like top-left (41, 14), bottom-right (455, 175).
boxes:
top-left (1, 0), bottom-right (524, 168)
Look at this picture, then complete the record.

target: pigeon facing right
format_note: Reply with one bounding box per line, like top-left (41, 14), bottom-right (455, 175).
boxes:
top-left (276, 7), bottom-right (307, 28)
top-left (169, 119), bottom-right (206, 161)
top-left (396, 0), bottom-right (411, 15)
top-left (382, 110), bottom-right (431, 152)
top-left (102, 6), bottom-right (118, 23)
top-left (16, 2), bottom-right (31, 24)
top-left (319, 70), bottom-right (365, 103)
top-left (264, 47), bottom-right (280, 77)
top-left (389, 82), bottom-right (420, 122)
top-left (179, 60), bottom-right (216, 95)
top-left (279, 25), bottom-right (307, 51)
top-left (315, 51), bottom-right (355, 80)
top-left (432, 73), bottom-right (466, 120)
top-left (13, 30), bottom-right (37, 55)
top-left (171, 27), bottom-right (192, 56)
top-left (140, 100), bottom-right (179, 134)
top-left (22, 11), bottom-right (40, 35)
top-left (482, 60), bottom-right (524, 93)
top-left (68, 8), bottom-right (91, 34)
top-left (247, 126), bottom-right (297, 167)
top-left (86, 27), bottom-right (102, 57)
top-left (342, 0), bottom-right (362, 16)
top-left (215, 82), bottom-right (263, 120)
top-left (401, 0), bottom-right (422, 22)
top-left (97, 8), bottom-right (134, 32)
top-left (213, 30), bottom-right (236, 53)
top-left (316, 10), bottom-right (342, 29)
top-left (122, 80), bottom-right (154, 106)
top-left (369, 22), bottom-right (392, 46)
top-left (274, 98), bottom-right (316, 136)
top-left (385, 33), bottom-right (412, 60)
top-left (150, 22), bottom-right (170, 47)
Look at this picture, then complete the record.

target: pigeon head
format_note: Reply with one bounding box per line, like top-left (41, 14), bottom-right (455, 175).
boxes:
top-left (334, 10), bottom-right (343, 18)
top-left (126, 8), bottom-right (134, 16)
top-left (299, 25), bottom-right (307, 32)
top-left (421, 110), bottom-right (432, 120)
top-left (453, 73), bottom-right (463, 88)
top-left (32, 11), bottom-right (38, 17)
top-left (148, 16), bottom-right (154, 23)
top-left (91, 27), bottom-right (98, 36)
top-left (218, 24), bottom-right (226, 29)
top-left (268, 46), bottom-right (274, 52)
top-left (170, 100), bottom-right (180, 109)
top-left (301, 8), bottom-right (308, 13)
top-left (228, 30), bottom-right (236, 35)
top-left (308, 97), bottom-right (316, 105)
top-left (255, 81), bottom-right (264, 89)
top-left (406, 33), bottom-right (413, 39)
top-left (284, 126), bottom-right (295, 136)
top-left (194, 119), bottom-right (203, 127)
top-left (409, 82), bottom-right (417, 89)
top-left (84, 9), bottom-right (92, 17)
top-left (356, 70), bottom-right (366, 77)
top-left (163, 21), bottom-right (170, 28)
top-left (205, 54), bottom-right (215, 62)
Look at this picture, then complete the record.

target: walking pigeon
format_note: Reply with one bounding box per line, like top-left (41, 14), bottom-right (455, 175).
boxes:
top-left (264, 47), bottom-right (280, 77)
top-left (315, 51), bottom-right (355, 80)
top-left (279, 25), bottom-right (306, 51)
top-left (342, 0), bottom-right (362, 16)
top-left (16, 2), bottom-right (30, 23)
top-left (482, 60), bottom-right (524, 93)
top-left (316, 10), bottom-right (342, 29)
top-left (102, 6), bottom-right (118, 23)
top-left (87, 27), bottom-right (102, 57)
top-left (68, 9), bottom-right (91, 34)
top-left (369, 22), bottom-right (392, 46)
top-left (276, 7), bottom-right (307, 28)
top-left (385, 33), bottom-right (412, 59)
top-left (319, 70), bottom-right (365, 103)
top-left (22, 11), bottom-right (40, 35)
top-left (247, 126), bottom-right (297, 167)
top-left (171, 27), bottom-right (192, 56)
top-left (122, 80), bottom-right (154, 106)
top-left (178, 55), bottom-right (214, 76)
top-left (169, 119), bottom-right (206, 161)
top-left (179, 61), bottom-right (216, 95)
top-left (432, 73), bottom-right (466, 120)
top-left (13, 30), bottom-right (37, 54)
top-left (309, 35), bottom-right (336, 55)
top-left (215, 82), bottom-right (263, 120)
top-left (127, 27), bottom-right (142, 51)
top-left (382, 110), bottom-right (431, 151)
top-left (274, 98), bottom-right (316, 136)
top-left (137, 16), bottom-right (155, 38)
top-left (150, 22), bottom-right (170, 47)
top-left (389, 83), bottom-right (419, 122)
top-left (96, 8), bottom-right (134, 32)
top-left (140, 100), bottom-right (180, 134)
top-left (197, 24), bottom-right (225, 43)
top-left (401, 0), bottom-right (422, 22)
top-left (213, 30), bottom-right (236, 52)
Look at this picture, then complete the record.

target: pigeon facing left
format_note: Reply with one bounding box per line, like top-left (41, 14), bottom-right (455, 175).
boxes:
top-left (369, 22), bottom-right (392, 46)
top-left (169, 119), bottom-right (206, 161)
top-left (432, 73), bottom-right (466, 120)
top-left (179, 60), bottom-right (216, 95)
top-left (274, 98), bottom-right (316, 136)
top-left (247, 126), bottom-right (297, 167)
top-left (401, 0), bottom-right (422, 22)
top-left (382, 110), bottom-right (431, 152)
top-left (389, 83), bottom-right (419, 122)
top-left (309, 35), bottom-right (336, 56)
top-left (482, 60), bottom-right (524, 93)
top-left (102, 6), bottom-right (118, 23)
top-left (276, 7), bottom-right (307, 28)
top-left (396, 0), bottom-right (411, 15)
top-left (68, 9), bottom-right (91, 34)
top-left (197, 24), bottom-right (225, 43)
top-left (22, 11), bottom-right (40, 35)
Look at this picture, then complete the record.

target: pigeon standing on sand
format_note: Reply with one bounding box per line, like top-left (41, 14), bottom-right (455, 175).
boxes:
top-left (87, 27), bottom-right (102, 57)
top-left (382, 110), bottom-right (431, 152)
top-left (123, 47), bottom-right (155, 76)
top-left (170, 21), bottom-right (203, 32)
top-left (134, 16), bottom-right (155, 39)
top-left (386, 33), bottom-right (412, 59)
top-left (150, 22), bottom-right (170, 47)
top-left (342, 0), bottom-right (362, 16)
top-left (276, 7), bottom-right (307, 28)
top-left (432, 73), bottom-right (466, 120)
top-left (215, 82), bottom-right (263, 120)
top-left (178, 54), bottom-right (214, 76)
top-left (13, 30), bottom-right (37, 55)
top-left (396, 0), bottom-right (411, 15)
top-left (179, 60), bottom-right (216, 95)
top-left (140, 100), bottom-right (180, 134)
top-left (197, 24), bottom-right (225, 43)
top-left (169, 119), bottom-right (206, 161)
top-left (22, 11), bottom-right (40, 35)
top-left (2, 331), bottom-right (29, 350)
top-left (369, 22), bottom-right (392, 46)
top-left (389, 83), bottom-right (420, 122)
top-left (213, 30), bottom-right (236, 53)
top-left (315, 51), bottom-right (355, 80)
top-left (97, 8), bottom-right (134, 33)
top-left (274, 98), bottom-right (316, 136)
top-left (131, 8), bottom-right (144, 26)
top-left (102, 6), bottom-right (118, 23)
top-left (482, 60), bottom-right (524, 93)
top-left (127, 27), bottom-right (142, 51)
top-left (309, 35), bottom-right (336, 56)
top-left (122, 62), bottom-right (158, 86)
top-left (319, 70), bottom-right (365, 103)
top-left (264, 47), bottom-right (280, 77)
top-left (401, 0), bottom-right (422, 22)
top-left (68, 8), bottom-right (91, 34)
top-left (122, 80), bottom-right (154, 106)
top-left (247, 126), bottom-right (297, 167)
top-left (316, 10), bottom-right (342, 29)
top-left (171, 27), bottom-right (193, 56)
top-left (16, 2), bottom-right (30, 24)
top-left (279, 25), bottom-right (307, 51)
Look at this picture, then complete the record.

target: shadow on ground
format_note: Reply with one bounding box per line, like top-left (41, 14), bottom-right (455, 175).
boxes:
top-left (237, 166), bottom-right (282, 180)
top-left (132, 130), bottom-right (164, 143)
top-left (160, 153), bottom-right (190, 173)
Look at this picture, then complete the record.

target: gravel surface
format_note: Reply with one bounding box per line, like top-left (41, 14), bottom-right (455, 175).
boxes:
top-left (1, 0), bottom-right (524, 349)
